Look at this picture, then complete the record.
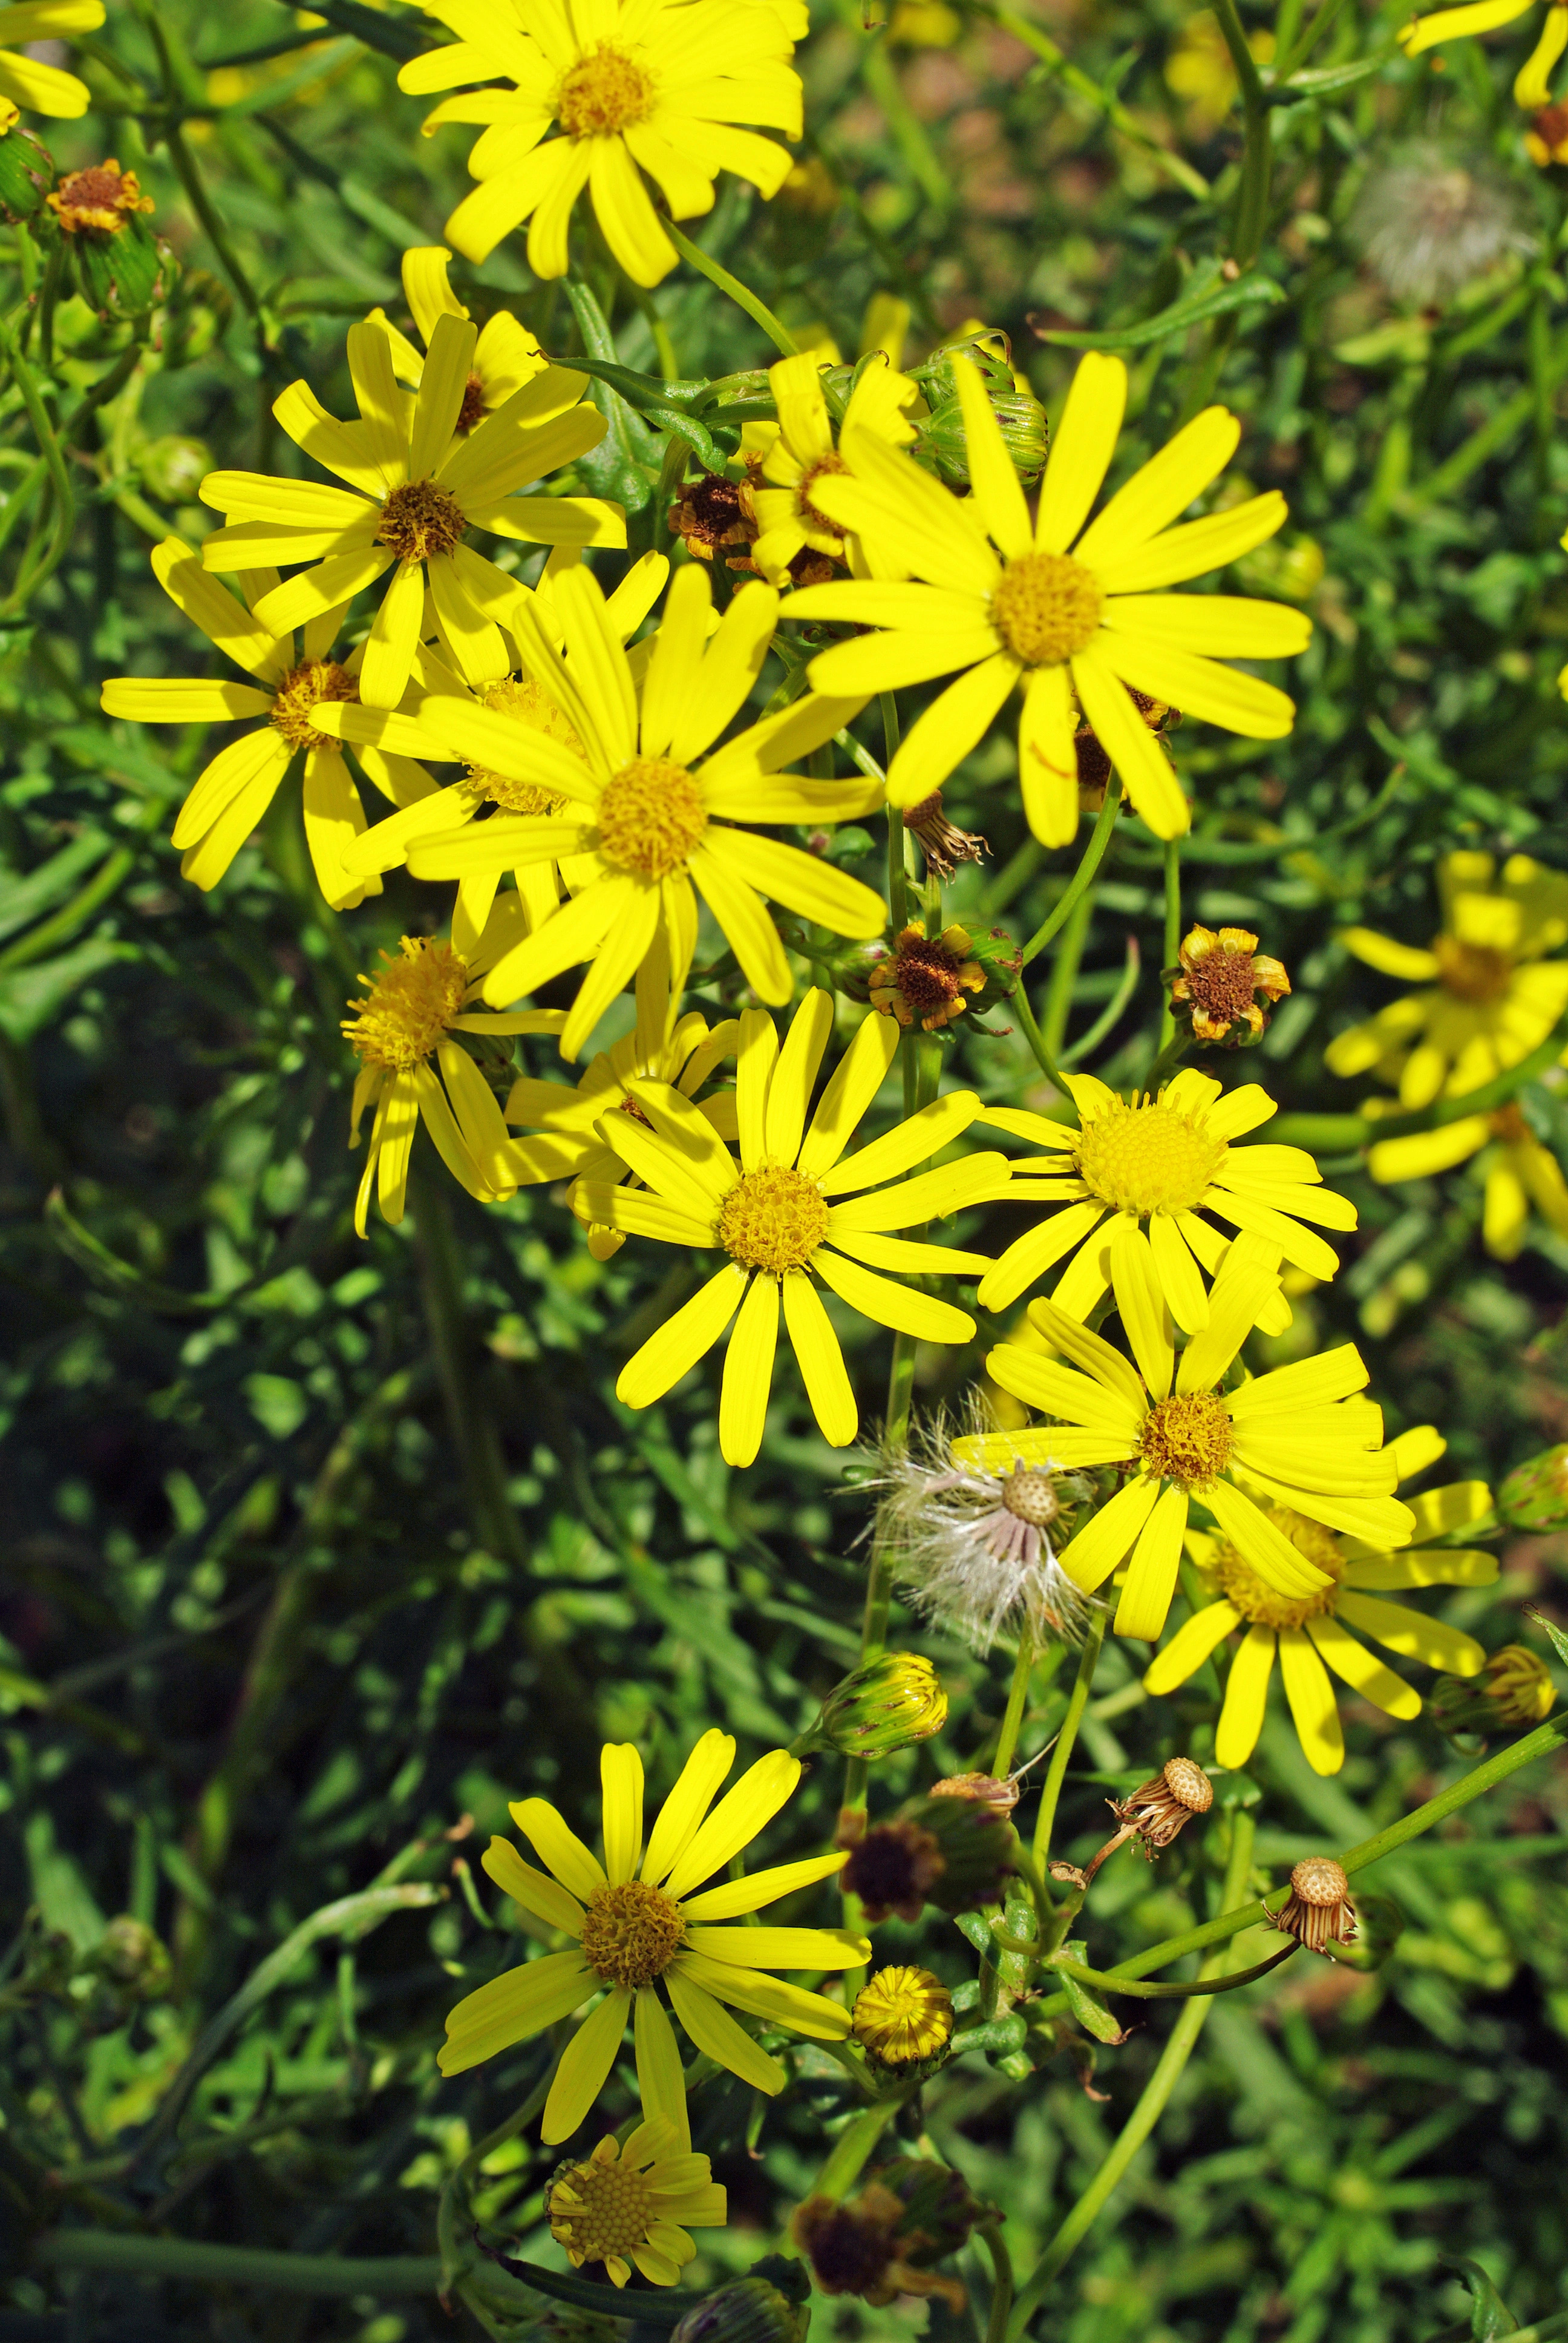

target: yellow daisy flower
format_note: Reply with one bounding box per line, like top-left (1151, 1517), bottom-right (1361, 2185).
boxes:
top-left (507, 1006), bottom-right (740, 1258)
top-left (439, 1730), bottom-right (867, 2145)
top-left (344, 926), bottom-right (567, 1233)
top-left (399, 0), bottom-right (803, 288)
top-left (743, 350), bottom-right (920, 586)
top-left (1398, 0), bottom-right (1568, 118)
top-left (397, 562), bottom-right (887, 1060)
top-left (956, 1242), bottom-right (1414, 1643)
top-left (0, 2), bottom-right (102, 118)
top-left (1364, 1099), bottom-right (1568, 1262)
top-left (547, 2117), bottom-right (725, 2287)
top-left (100, 539), bottom-right (416, 910)
top-left (784, 352), bottom-right (1310, 845)
top-left (1145, 1426), bottom-right (1491, 1775)
top-left (1325, 851), bottom-right (1568, 1108)
top-left (576, 990), bottom-right (1009, 1466)
top-left (371, 244), bottom-right (549, 431)
top-left (973, 1067), bottom-right (1356, 1332)
top-left (198, 315), bottom-right (623, 711)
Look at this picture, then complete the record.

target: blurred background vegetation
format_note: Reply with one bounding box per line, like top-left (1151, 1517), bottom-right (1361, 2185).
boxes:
top-left (2, 0), bottom-right (1568, 2336)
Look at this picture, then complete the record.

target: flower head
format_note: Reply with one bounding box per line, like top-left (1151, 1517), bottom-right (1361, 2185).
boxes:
top-left (46, 156), bottom-right (151, 234)
top-left (792, 2159), bottom-right (982, 2312)
top-left (1350, 143), bottom-right (1533, 304)
top-left (1052, 1755), bottom-right (1214, 1888)
top-left (0, 3), bottom-right (103, 119)
top-left (903, 788), bottom-right (990, 878)
top-left (197, 316), bottom-right (622, 711)
top-left (744, 350), bottom-right (919, 586)
top-left (669, 466), bottom-right (760, 568)
top-left (975, 1066), bottom-right (1354, 1331)
top-left (1146, 1425), bottom-right (1489, 1775)
top-left (398, 564), bottom-right (887, 1061)
top-left (871, 923), bottom-right (987, 1031)
top-left (1327, 851), bottom-right (1568, 1107)
top-left (842, 1789), bottom-right (1016, 1919)
top-left (1273, 1856), bottom-right (1355, 1956)
top-left (401, 0), bottom-right (802, 287)
top-left (1431, 1642), bottom-right (1557, 1737)
top-left (960, 1244), bottom-right (1414, 1646)
top-left (547, 2119), bottom-right (725, 2287)
top-left (852, 1965), bottom-right (955, 2071)
top-left (1367, 1099), bottom-right (1568, 1262)
top-left (439, 1730), bottom-right (867, 2143)
top-left (811, 1653), bottom-right (949, 1758)
top-left (1168, 924), bottom-right (1290, 1047)
top-left (344, 926), bottom-right (567, 1231)
top-left (572, 991), bottom-right (1007, 1464)
top-left (787, 352), bottom-right (1308, 847)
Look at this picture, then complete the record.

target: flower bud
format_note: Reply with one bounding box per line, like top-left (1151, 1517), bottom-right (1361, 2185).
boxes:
top-left (929, 1771), bottom-right (1019, 1815)
top-left (852, 1964), bottom-right (955, 2083)
top-left (1430, 1644), bottom-right (1555, 1737)
top-left (1498, 1444), bottom-right (1568, 1530)
top-left (812, 1653), bottom-right (948, 1758)
top-left (670, 2270), bottom-right (809, 2343)
top-left (906, 338), bottom-right (1048, 490)
top-left (139, 435), bottom-right (213, 505)
top-left (91, 1916), bottom-right (172, 2001)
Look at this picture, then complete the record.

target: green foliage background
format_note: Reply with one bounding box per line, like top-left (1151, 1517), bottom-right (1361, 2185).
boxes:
top-left (3, 0), bottom-right (1568, 2337)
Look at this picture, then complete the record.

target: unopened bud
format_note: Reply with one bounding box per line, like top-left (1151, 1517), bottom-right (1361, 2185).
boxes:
top-left (670, 2269), bottom-right (809, 2343)
top-left (929, 1771), bottom-right (1019, 1815)
top-left (1431, 1644), bottom-right (1555, 1738)
top-left (811, 1653), bottom-right (948, 1758)
top-left (1498, 1443), bottom-right (1568, 1530)
top-left (91, 1916), bottom-right (172, 2001)
top-left (908, 339), bottom-right (1048, 490)
top-left (852, 1964), bottom-right (955, 2083)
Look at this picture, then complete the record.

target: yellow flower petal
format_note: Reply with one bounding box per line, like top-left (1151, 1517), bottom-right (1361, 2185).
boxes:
top-left (718, 1270), bottom-right (779, 1468)
top-left (1202, 1480), bottom-right (1330, 1599)
top-left (1305, 1613), bottom-right (1422, 1719)
top-left (823, 1090), bottom-right (983, 1196)
top-left (1071, 645), bottom-right (1191, 836)
top-left (687, 840), bottom-right (791, 1003)
top-left (439, 1950), bottom-right (592, 2077)
top-left (795, 1011), bottom-right (900, 1179)
top-left (481, 1837), bottom-right (586, 1938)
top-left (664, 1751), bottom-right (803, 1901)
top-left (1333, 1592), bottom-right (1487, 1676)
top-left (1278, 1625), bottom-right (1344, 1775)
top-left (1397, 0), bottom-right (1533, 54)
top-left (1108, 1217), bottom-right (1174, 1401)
top-left (1036, 351), bottom-right (1126, 555)
top-left (813, 1247), bottom-right (975, 1342)
top-left (679, 1852), bottom-right (847, 1922)
top-left (1114, 1482), bottom-right (1189, 1640)
top-left (1144, 1598), bottom-right (1241, 1694)
top-left (1074, 404), bottom-right (1240, 568)
top-left (1102, 592), bottom-right (1312, 660)
top-left (1215, 1626), bottom-right (1275, 1768)
top-left (1056, 1471), bottom-right (1161, 1591)
top-left (509, 1797), bottom-right (607, 1900)
top-left (954, 350), bottom-right (1032, 557)
top-left (618, 1265), bottom-right (747, 1410)
top-left (885, 651), bottom-right (1021, 808)
top-left (1089, 492), bottom-right (1287, 595)
top-left (642, 1729), bottom-right (737, 1887)
top-left (684, 1925), bottom-right (868, 1968)
top-left (673, 1950), bottom-right (855, 2038)
top-left (978, 1201), bottom-right (1108, 1314)
top-left (1097, 631), bottom-right (1296, 740)
top-left (1018, 662), bottom-right (1078, 847)
top-left (662, 1967), bottom-right (786, 2095)
top-left (541, 1984), bottom-right (631, 2143)
top-left (601, 1745), bottom-right (644, 1887)
top-left (634, 1986), bottom-right (690, 2150)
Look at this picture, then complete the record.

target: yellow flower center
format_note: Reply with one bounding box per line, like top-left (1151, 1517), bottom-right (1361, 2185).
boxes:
top-left (465, 677), bottom-right (583, 814)
top-left (719, 1166), bottom-right (830, 1275)
top-left (798, 450), bottom-right (850, 533)
top-left (1434, 933), bottom-right (1513, 1003)
top-left (376, 477), bottom-right (467, 564)
top-left (999, 1468), bottom-right (1061, 1527)
top-left (1140, 1391), bottom-right (1233, 1486)
top-left (269, 657), bottom-right (359, 752)
top-left (556, 43), bottom-right (656, 137)
top-left (989, 549), bottom-right (1103, 666)
top-left (579, 1879), bottom-right (687, 1988)
top-left (596, 756), bottom-right (707, 880)
top-left (549, 2145), bottom-right (658, 2268)
top-left (342, 938), bottom-right (467, 1072)
top-left (851, 1965), bottom-right (954, 2065)
top-left (1210, 1505), bottom-right (1344, 1629)
top-left (1075, 1094), bottom-right (1228, 1216)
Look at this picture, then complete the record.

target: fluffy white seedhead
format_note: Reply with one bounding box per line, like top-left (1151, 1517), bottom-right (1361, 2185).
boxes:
top-left (866, 1398), bottom-right (1096, 1654)
top-left (1350, 145), bottom-right (1533, 309)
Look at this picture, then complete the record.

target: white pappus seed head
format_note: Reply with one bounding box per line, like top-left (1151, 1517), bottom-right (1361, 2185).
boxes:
top-left (1349, 143), bottom-right (1535, 309)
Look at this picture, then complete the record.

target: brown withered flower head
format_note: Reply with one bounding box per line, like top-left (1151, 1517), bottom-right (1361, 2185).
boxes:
top-left (47, 159), bottom-right (154, 237)
top-left (1076, 687), bottom-right (1179, 811)
top-left (1168, 923), bottom-right (1291, 1046)
top-left (837, 1816), bottom-right (945, 1924)
top-left (871, 923), bottom-right (985, 1032)
top-left (1051, 1757), bottom-right (1213, 1889)
top-left (1273, 1856), bottom-right (1357, 1956)
top-left (668, 465), bottom-right (759, 566)
top-left (792, 2160), bottom-right (982, 2315)
top-left (903, 788), bottom-right (990, 879)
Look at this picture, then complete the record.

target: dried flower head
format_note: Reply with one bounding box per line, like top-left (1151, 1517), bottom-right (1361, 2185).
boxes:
top-left (838, 1816), bottom-right (946, 1924)
top-left (872, 1406), bottom-right (1094, 1654)
top-left (1526, 103), bottom-right (1568, 169)
top-left (1273, 1857), bottom-right (1356, 1956)
top-left (1050, 1757), bottom-right (1214, 1889)
top-left (47, 157), bottom-right (153, 236)
top-left (668, 465), bottom-right (759, 566)
top-left (904, 788), bottom-right (990, 879)
top-left (1350, 145), bottom-right (1533, 309)
top-left (1168, 923), bottom-right (1291, 1046)
top-left (1076, 687), bottom-right (1178, 811)
top-left (792, 2160), bottom-right (981, 2313)
top-left (871, 923), bottom-right (986, 1031)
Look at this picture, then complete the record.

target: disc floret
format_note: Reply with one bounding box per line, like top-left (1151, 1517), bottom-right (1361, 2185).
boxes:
top-left (343, 939), bottom-right (468, 1072)
top-left (556, 44), bottom-right (656, 136)
top-left (1139, 1391), bottom-right (1234, 1486)
top-left (596, 758), bottom-right (708, 880)
top-left (579, 1879), bottom-right (687, 1989)
top-left (989, 549), bottom-right (1103, 666)
top-left (718, 1167), bottom-right (829, 1275)
top-left (1076, 1093), bottom-right (1229, 1217)
top-left (270, 657), bottom-right (359, 752)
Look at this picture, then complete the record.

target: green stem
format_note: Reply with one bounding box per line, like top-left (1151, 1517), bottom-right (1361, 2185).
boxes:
top-left (438, 2062), bottom-right (555, 2295)
top-left (1031, 1609), bottom-right (1105, 1869)
top-left (1019, 779), bottom-right (1123, 968)
top-left (1013, 981), bottom-right (1069, 1094)
top-left (1038, 1944), bottom-right (1298, 1997)
top-left (992, 1626), bottom-right (1036, 1782)
top-left (33, 2236), bottom-right (445, 2296)
top-left (0, 306), bottom-right (75, 618)
top-left (982, 2223), bottom-right (1014, 2343)
top-left (1160, 837), bottom-right (1181, 1046)
top-left (162, 119), bottom-right (265, 324)
top-left (662, 217), bottom-right (797, 356)
top-left (1041, 886), bottom-right (1094, 1058)
top-left (1212, 0), bottom-right (1270, 266)
top-left (1007, 1812), bottom-right (1256, 2336)
top-left (812, 2086), bottom-right (913, 2201)
top-left (411, 1157), bottom-right (529, 1570)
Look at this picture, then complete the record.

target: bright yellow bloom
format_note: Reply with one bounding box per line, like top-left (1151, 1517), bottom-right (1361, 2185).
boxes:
top-left (198, 315), bottom-right (622, 710)
top-left (508, 1006), bottom-right (740, 1259)
top-left (399, 0), bottom-right (803, 288)
top-left (101, 539), bottom-right (410, 909)
top-left (396, 562), bottom-right (887, 1060)
top-left (1325, 851), bottom-right (1568, 1107)
top-left (1146, 1426), bottom-right (1490, 1775)
top-left (974, 1067), bottom-right (1355, 1332)
top-left (1365, 1099), bottom-right (1568, 1261)
top-left (548, 2118), bottom-right (725, 2287)
top-left (957, 1244), bottom-right (1414, 1644)
top-left (371, 244), bottom-right (549, 428)
top-left (577, 991), bottom-right (1009, 1466)
top-left (851, 1965), bottom-right (954, 2064)
top-left (1398, 0), bottom-right (1567, 117)
top-left (785, 352), bottom-right (1308, 845)
top-left (0, 2), bottom-right (102, 117)
top-left (344, 928), bottom-right (567, 1231)
top-left (439, 1731), bottom-right (867, 2145)
top-left (743, 350), bottom-right (919, 585)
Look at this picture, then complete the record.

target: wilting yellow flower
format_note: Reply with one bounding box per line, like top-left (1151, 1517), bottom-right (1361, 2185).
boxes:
top-left (0, 2), bottom-right (102, 117)
top-left (1146, 1426), bottom-right (1491, 1775)
top-left (45, 156), bottom-right (152, 234)
top-left (439, 1731), bottom-right (866, 2144)
top-left (397, 562), bottom-right (887, 1059)
top-left (957, 1244), bottom-right (1413, 1643)
top-left (1399, 0), bottom-right (1568, 118)
top-left (198, 316), bottom-right (622, 710)
top-left (400, 0), bottom-right (802, 287)
top-left (974, 1067), bottom-right (1355, 1330)
top-left (785, 352), bottom-right (1308, 845)
top-left (344, 931), bottom-right (566, 1231)
top-left (547, 2118), bottom-right (725, 2287)
top-left (743, 350), bottom-right (919, 585)
top-left (102, 539), bottom-right (403, 909)
top-left (1365, 1099), bottom-right (1568, 1260)
top-left (1169, 923), bottom-right (1291, 1045)
top-left (371, 244), bottom-right (548, 428)
top-left (1325, 851), bottom-right (1568, 1107)
top-left (577, 991), bottom-right (1008, 1466)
